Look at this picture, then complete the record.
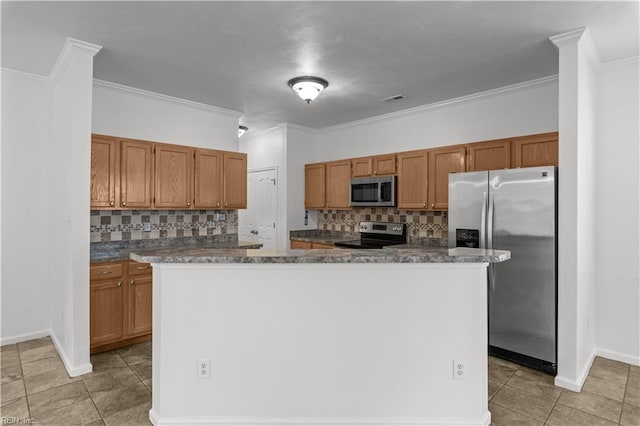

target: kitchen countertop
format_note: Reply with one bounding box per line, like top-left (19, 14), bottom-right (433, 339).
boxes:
top-left (289, 229), bottom-right (359, 245)
top-left (130, 246), bottom-right (510, 264)
top-left (91, 236), bottom-right (262, 263)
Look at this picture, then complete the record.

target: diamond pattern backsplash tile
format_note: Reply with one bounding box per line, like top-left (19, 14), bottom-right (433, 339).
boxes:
top-left (90, 210), bottom-right (238, 242)
top-left (318, 208), bottom-right (448, 240)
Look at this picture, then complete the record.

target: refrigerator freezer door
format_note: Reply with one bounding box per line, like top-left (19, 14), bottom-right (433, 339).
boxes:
top-left (448, 171), bottom-right (489, 248)
top-left (489, 166), bottom-right (556, 363)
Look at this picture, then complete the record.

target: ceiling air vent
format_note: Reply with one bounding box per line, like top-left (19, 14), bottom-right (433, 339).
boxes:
top-left (383, 94), bottom-right (406, 103)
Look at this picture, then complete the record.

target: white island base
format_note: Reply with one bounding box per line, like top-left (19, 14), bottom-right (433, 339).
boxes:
top-left (149, 262), bottom-right (490, 426)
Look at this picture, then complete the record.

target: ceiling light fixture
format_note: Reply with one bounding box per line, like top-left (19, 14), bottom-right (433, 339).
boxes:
top-left (238, 125), bottom-right (248, 137)
top-left (287, 76), bottom-right (329, 104)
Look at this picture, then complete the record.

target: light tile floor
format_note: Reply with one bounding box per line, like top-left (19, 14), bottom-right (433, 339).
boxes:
top-left (1, 337), bottom-right (639, 425)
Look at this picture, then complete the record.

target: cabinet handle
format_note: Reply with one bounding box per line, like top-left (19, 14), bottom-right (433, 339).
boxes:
top-left (225, 202), bottom-right (228, 207)
top-left (187, 201), bottom-right (191, 206)
top-left (216, 202), bottom-right (220, 207)
top-left (122, 202), bottom-right (127, 206)
top-left (130, 280), bottom-right (136, 285)
top-left (97, 270), bottom-right (112, 275)
top-left (137, 265), bottom-right (150, 270)
top-left (373, 171), bottom-right (377, 175)
top-left (117, 281), bottom-right (122, 287)
top-left (109, 200), bottom-right (114, 206)
top-left (423, 203), bottom-right (427, 208)
top-left (431, 203), bottom-right (435, 208)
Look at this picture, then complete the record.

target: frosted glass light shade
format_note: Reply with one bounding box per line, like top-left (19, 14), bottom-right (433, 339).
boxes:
top-left (287, 76), bottom-right (329, 104)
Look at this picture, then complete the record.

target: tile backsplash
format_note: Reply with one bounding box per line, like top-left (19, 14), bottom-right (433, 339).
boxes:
top-left (318, 208), bottom-right (448, 240)
top-left (90, 210), bottom-right (238, 242)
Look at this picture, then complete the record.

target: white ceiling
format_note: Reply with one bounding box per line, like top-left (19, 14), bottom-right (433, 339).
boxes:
top-left (2, 1), bottom-right (638, 132)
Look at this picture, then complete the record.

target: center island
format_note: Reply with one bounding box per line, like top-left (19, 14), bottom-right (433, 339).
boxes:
top-left (130, 246), bottom-right (510, 426)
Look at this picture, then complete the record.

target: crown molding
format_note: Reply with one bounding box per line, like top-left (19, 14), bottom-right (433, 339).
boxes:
top-left (600, 55), bottom-right (639, 70)
top-left (0, 67), bottom-right (49, 82)
top-left (550, 27), bottom-right (601, 71)
top-left (50, 38), bottom-right (102, 85)
top-left (284, 122), bottom-right (320, 134)
top-left (318, 75), bottom-right (558, 134)
top-left (549, 28), bottom-right (587, 49)
top-left (93, 79), bottom-right (243, 118)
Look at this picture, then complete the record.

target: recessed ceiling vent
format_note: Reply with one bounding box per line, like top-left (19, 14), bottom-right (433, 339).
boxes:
top-left (383, 94), bottom-right (406, 103)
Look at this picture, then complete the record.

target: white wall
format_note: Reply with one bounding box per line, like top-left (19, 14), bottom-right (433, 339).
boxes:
top-left (151, 263), bottom-right (490, 425)
top-left (239, 125), bottom-right (288, 249)
top-left (552, 28), bottom-right (598, 391)
top-left (1, 70), bottom-right (52, 343)
top-left (49, 39), bottom-right (101, 376)
top-left (316, 78), bottom-right (558, 160)
top-left (595, 58), bottom-right (640, 364)
top-left (92, 81), bottom-right (240, 151)
top-left (286, 125), bottom-right (319, 232)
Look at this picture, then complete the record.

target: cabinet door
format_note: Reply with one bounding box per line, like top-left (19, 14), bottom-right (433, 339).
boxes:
top-left (120, 139), bottom-right (153, 209)
top-left (467, 139), bottom-right (511, 171)
top-left (304, 163), bottom-right (326, 209)
top-left (397, 150), bottom-right (429, 209)
top-left (90, 279), bottom-right (124, 348)
top-left (91, 135), bottom-right (119, 209)
top-left (372, 154), bottom-right (396, 176)
top-left (512, 132), bottom-right (559, 168)
top-left (290, 239), bottom-right (312, 249)
top-left (127, 275), bottom-right (153, 337)
top-left (223, 152), bottom-right (247, 209)
top-left (428, 146), bottom-right (466, 210)
top-left (194, 148), bottom-right (223, 209)
top-left (154, 144), bottom-right (194, 209)
top-left (325, 160), bottom-right (351, 209)
top-left (351, 157), bottom-right (372, 177)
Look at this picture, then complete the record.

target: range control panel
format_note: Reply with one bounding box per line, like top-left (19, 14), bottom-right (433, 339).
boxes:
top-left (359, 222), bottom-right (405, 235)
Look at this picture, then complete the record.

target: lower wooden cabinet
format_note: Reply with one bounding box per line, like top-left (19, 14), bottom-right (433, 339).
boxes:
top-left (90, 260), bottom-right (152, 353)
top-left (290, 239), bottom-right (334, 249)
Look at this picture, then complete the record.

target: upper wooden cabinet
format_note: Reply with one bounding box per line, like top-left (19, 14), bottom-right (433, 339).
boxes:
top-left (91, 135), bottom-right (119, 208)
top-left (305, 163), bottom-right (326, 209)
top-left (91, 134), bottom-right (247, 210)
top-left (120, 139), bottom-right (154, 209)
top-left (512, 132), bottom-right (558, 168)
top-left (304, 160), bottom-right (351, 210)
top-left (466, 139), bottom-right (511, 171)
top-left (154, 143), bottom-right (194, 209)
top-left (325, 160), bottom-right (351, 209)
top-left (429, 145), bottom-right (466, 210)
top-left (222, 152), bottom-right (248, 209)
top-left (194, 148), bottom-right (223, 209)
top-left (351, 154), bottom-right (396, 177)
top-left (397, 150), bottom-right (429, 209)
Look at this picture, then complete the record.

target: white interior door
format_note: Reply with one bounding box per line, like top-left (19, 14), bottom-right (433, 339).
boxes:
top-left (239, 168), bottom-right (278, 249)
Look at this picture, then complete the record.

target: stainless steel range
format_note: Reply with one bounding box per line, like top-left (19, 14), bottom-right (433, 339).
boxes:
top-left (334, 222), bottom-right (406, 249)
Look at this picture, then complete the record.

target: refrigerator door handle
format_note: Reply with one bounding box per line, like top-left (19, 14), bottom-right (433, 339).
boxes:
top-left (487, 191), bottom-right (494, 250)
top-left (480, 192), bottom-right (487, 249)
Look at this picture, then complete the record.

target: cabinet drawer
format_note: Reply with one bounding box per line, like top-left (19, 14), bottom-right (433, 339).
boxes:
top-left (128, 262), bottom-right (152, 277)
top-left (90, 263), bottom-right (124, 281)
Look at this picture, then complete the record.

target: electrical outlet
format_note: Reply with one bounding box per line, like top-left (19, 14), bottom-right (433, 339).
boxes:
top-left (143, 222), bottom-right (152, 232)
top-left (198, 359), bottom-right (210, 379)
top-left (453, 359), bottom-right (466, 380)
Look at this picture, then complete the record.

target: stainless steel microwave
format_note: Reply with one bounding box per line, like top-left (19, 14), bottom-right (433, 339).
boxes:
top-left (350, 176), bottom-right (396, 207)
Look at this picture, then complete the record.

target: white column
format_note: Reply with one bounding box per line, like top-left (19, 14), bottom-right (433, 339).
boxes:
top-left (49, 38), bottom-right (102, 376)
top-left (550, 28), bottom-right (599, 391)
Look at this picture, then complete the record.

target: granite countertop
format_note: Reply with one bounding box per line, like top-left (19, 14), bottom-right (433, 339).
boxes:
top-left (130, 246), bottom-right (510, 264)
top-left (289, 229), bottom-right (359, 245)
top-left (90, 236), bottom-right (262, 263)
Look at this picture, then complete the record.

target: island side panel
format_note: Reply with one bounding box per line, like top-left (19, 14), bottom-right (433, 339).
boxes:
top-left (150, 263), bottom-right (489, 425)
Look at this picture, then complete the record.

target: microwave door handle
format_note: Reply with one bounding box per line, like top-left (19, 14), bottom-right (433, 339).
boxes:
top-left (378, 182), bottom-right (383, 203)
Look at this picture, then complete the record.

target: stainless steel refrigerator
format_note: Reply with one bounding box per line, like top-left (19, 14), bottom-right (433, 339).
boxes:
top-left (448, 166), bottom-right (557, 375)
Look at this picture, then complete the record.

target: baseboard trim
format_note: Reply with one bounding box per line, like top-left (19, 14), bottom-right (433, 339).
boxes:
top-left (0, 329), bottom-right (50, 346)
top-left (49, 331), bottom-right (93, 377)
top-left (596, 347), bottom-right (640, 367)
top-left (149, 414), bottom-right (489, 426)
top-left (554, 350), bottom-right (596, 392)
